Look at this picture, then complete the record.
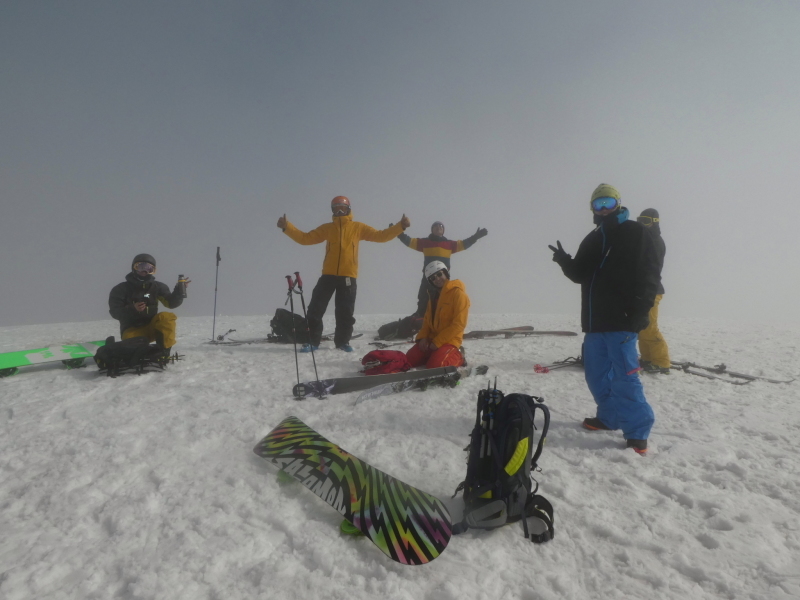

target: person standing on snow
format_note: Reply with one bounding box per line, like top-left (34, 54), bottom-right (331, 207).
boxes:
top-left (277, 196), bottom-right (410, 352)
top-left (548, 184), bottom-right (660, 455)
top-left (406, 260), bottom-right (470, 368)
top-left (636, 208), bottom-right (670, 374)
top-left (398, 221), bottom-right (487, 317)
top-left (108, 254), bottom-right (189, 351)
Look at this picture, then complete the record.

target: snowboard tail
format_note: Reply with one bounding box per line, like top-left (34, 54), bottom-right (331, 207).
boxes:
top-left (253, 416), bottom-right (452, 565)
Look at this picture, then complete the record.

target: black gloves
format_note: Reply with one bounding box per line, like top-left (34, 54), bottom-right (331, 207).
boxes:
top-left (629, 314), bottom-right (650, 332)
top-left (548, 240), bottom-right (571, 266)
top-left (475, 227), bottom-right (488, 239)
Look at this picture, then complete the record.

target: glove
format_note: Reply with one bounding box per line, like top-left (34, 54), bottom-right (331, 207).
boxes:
top-left (629, 313), bottom-right (650, 332)
top-left (475, 227), bottom-right (488, 239)
top-left (548, 240), bottom-right (571, 266)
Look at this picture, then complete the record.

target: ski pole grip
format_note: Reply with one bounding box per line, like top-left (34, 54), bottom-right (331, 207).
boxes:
top-left (285, 275), bottom-right (294, 290)
top-left (294, 271), bottom-right (303, 289)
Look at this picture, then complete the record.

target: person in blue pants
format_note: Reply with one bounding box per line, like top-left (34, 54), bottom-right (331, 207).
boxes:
top-left (548, 184), bottom-right (661, 454)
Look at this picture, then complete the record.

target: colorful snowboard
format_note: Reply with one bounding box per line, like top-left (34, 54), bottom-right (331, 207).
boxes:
top-left (253, 416), bottom-right (452, 565)
top-left (0, 341), bottom-right (106, 378)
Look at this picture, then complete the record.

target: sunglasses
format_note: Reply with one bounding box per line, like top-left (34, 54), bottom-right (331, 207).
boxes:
top-left (637, 215), bottom-right (660, 225)
top-left (428, 270), bottom-right (447, 283)
top-left (591, 197), bottom-right (619, 212)
top-left (133, 262), bottom-right (155, 274)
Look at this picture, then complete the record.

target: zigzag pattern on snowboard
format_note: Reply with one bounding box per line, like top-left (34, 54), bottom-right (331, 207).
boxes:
top-left (253, 416), bottom-right (452, 565)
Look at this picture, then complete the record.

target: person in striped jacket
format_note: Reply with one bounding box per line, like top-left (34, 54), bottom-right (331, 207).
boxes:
top-left (398, 221), bottom-right (487, 316)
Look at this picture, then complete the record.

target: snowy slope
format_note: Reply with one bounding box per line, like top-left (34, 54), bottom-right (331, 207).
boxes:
top-left (1, 314), bottom-right (799, 600)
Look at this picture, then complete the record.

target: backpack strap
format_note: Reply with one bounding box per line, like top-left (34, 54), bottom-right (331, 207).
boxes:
top-left (521, 494), bottom-right (555, 543)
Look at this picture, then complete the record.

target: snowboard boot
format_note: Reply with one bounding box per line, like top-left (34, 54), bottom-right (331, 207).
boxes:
top-left (300, 344), bottom-right (319, 353)
top-left (626, 439), bottom-right (648, 455)
top-left (336, 344), bottom-right (354, 352)
top-left (642, 361), bottom-right (670, 375)
top-left (582, 417), bottom-right (612, 431)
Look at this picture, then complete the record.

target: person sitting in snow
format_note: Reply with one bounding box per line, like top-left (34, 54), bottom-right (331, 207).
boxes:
top-left (548, 184), bottom-right (660, 455)
top-left (277, 196), bottom-right (410, 353)
top-left (406, 260), bottom-right (470, 368)
top-left (397, 220), bottom-right (487, 317)
top-left (108, 254), bottom-right (189, 351)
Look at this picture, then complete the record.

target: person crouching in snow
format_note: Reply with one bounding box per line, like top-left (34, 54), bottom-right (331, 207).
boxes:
top-left (406, 260), bottom-right (470, 368)
top-left (108, 253), bottom-right (189, 351)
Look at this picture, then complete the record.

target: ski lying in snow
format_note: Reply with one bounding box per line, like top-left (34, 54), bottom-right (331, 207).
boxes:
top-left (253, 416), bottom-right (452, 565)
top-left (670, 361), bottom-right (793, 384)
top-left (209, 332), bottom-right (363, 346)
top-left (355, 365), bottom-right (489, 404)
top-left (293, 366), bottom-right (460, 399)
top-left (0, 340), bottom-right (106, 378)
top-left (463, 327), bottom-right (577, 339)
top-left (670, 362), bottom-right (750, 385)
top-left (534, 356), bottom-right (584, 373)
top-left (368, 339), bottom-right (414, 349)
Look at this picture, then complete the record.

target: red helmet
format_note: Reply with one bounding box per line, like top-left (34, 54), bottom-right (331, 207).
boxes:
top-left (331, 196), bottom-right (351, 216)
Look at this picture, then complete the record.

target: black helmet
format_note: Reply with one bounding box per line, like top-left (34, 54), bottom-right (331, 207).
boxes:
top-left (132, 253), bottom-right (156, 270)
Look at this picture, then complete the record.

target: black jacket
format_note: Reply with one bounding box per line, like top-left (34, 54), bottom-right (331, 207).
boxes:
top-left (647, 230), bottom-right (666, 295)
top-left (558, 208), bottom-right (661, 333)
top-left (109, 272), bottom-right (184, 335)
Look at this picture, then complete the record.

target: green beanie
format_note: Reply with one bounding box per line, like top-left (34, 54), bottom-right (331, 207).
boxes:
top-left (591, 183), bottom-right (620, 202)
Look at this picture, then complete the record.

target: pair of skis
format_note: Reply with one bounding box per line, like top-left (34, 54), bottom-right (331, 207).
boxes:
top-left (534, 356), bottom-right (583, 373)
top-left (293, 364), bottom-right (478, 399)
top-left (368, 326), bottom-right (576, 349)
top-left (670, 361), bottom-right (794, 385)
top-left (209, 331), bottom-right (362, 346)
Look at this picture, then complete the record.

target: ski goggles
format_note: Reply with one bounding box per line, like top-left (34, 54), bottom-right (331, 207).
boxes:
top-left (427, 270), bottom-right (447, 284)
top-left (331, 204), bottom-right (350, 216)
top-left (133, 262), bottom-right (155, 274)
top-left (636, 215), bottom-right (660, 225)
top-left (591, 197), bottom-right (619, 212)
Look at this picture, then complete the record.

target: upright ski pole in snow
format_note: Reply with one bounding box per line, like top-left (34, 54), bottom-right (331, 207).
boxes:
top-left (294, 272), bottom-right (321, 387)
top-left (211, 246), bottom-right (221, 342)
top-left (285, 275), bottom-right (300, 389)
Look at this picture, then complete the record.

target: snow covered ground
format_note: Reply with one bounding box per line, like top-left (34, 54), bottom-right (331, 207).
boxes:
top-left (1, 313), bottom-right (799, 600)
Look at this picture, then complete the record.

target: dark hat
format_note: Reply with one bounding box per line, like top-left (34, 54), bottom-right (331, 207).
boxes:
top-left (132, 253), bottom-right (156, 269)
top-left (639, 208), bottom-right (659, 219)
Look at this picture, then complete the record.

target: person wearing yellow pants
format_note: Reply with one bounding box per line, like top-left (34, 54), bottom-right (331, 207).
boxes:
top-left (108, 254), bottom-right (189, 350)
top-left (636, 209), bottom-right (670, 373)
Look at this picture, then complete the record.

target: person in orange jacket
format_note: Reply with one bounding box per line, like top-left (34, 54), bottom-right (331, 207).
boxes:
top-left (277, 196), bottom-right (410, 352)
top-left (406, 260), bottom-right (470, 368)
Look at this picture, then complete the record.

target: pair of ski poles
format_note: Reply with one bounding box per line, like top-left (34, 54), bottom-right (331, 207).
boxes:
top-left (284, 272), bottom-right (321, 394)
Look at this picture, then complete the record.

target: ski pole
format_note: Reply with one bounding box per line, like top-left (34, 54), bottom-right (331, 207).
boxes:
top-left (211, 246), bottom-right (221, 341)
top-left (293, 272), bottom-right (321, 387)
top-left (285, 275), bottom-right (301, 389)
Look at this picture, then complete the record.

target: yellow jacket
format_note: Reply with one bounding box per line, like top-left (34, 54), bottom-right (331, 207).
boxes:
top-left (417, 279), bottom-right (470, 349)
top-left (283, 213), bottom-right (404, 278)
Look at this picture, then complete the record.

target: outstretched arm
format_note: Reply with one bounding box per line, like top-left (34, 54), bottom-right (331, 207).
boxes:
top-left (281, 218), bottom-right (329, 245)
top-left (458, 227), bottom-right (488, 252)
top-left (359, 216), bottom-right (408, 243)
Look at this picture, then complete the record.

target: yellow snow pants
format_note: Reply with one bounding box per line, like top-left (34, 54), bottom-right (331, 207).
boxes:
top-left (122, 312), bottom-right (178, 349)
top-left (638, 294), bottom-right (670, 368)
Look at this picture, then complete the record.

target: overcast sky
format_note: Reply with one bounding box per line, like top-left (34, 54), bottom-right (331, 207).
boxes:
top-left (2, 0), bottom-right (799, 330)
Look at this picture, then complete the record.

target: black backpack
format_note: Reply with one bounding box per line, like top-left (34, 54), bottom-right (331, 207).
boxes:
top-left (269, 308), bottom-right (310, 344)
top-left (94, 336), bottom-right (170, 377)
top-left (376, 314), bottom-right (423, 341)
top-left (453, 386), bottom-right (554, 543)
